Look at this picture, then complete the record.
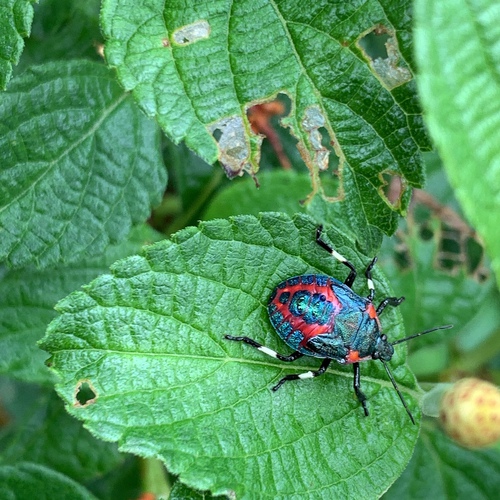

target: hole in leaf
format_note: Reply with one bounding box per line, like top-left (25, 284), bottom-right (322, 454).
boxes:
top-left (419, 225), bottom-right (434, 241)
top-left (410, 191), bottom-right (489, 281)
top-left (357, 27), bottom-right (412, 89)
top-left (212, 128), bottom-right (222, 142)
top-left (74, 380), bottom-right (97, 407)
top-left (317, 127), bottom-right (340, 197)
top-left (247, 95), bottom-right (292, 170)
top-left (439, 228), bottom-right (463, 272)
top-left (358, 30), bottom-right (390, 59)
top-left (465, 236), bottom-right (485, 276)
top-left (381, 173), bottom-right (404, 207)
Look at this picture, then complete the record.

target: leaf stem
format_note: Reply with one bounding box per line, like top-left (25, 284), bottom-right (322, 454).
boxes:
top-left (140, 457), bottom-right (171, 499)
top-left (166, 168), bottom-right (224, 235)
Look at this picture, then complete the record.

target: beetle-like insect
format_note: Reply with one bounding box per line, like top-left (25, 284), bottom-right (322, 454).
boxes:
top-left (226, 226), bottom-right (452, 423)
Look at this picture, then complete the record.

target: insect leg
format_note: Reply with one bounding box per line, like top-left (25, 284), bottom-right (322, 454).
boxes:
top-left (225, 335), bottom-right (304, 362)
top-left (271, 358), bottom-right (331, 391)
top-left (376, 296), bottom-right (405, 315)
top-left (315, 226), bottom-right (357, 287)
top-left (363, 256), bottom-right (378, 301)
top-left (353, 362), bottom-right (369, 416)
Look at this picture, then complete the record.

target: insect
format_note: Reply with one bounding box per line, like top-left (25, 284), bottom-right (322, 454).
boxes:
top-left (226, 226), bottom-right (452, 424)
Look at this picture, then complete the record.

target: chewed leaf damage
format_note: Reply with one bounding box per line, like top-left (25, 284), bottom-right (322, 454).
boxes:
top-left (358, 27), bottom-right (412, 89)
top-left (209, 116), bottom-right (253, 178)
top-left (172, 20), bottom-right (210, 45)
top-left (301, 106), bottom-right (331, 172)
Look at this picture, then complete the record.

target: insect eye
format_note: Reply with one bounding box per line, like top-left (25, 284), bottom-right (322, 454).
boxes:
top-left (373, 352), bottom-right (380, 359)
top-left (381, 334), bottom-right (387, 342)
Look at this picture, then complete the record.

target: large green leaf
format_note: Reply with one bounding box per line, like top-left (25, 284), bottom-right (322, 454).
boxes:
top-left (0, 0), bottom-right (35, 89)
top-left (0, 462), bottom-right (97, 500)
top-left (382, 223), bottom-right (492, 377)
top-left (0, 383), bottom-right (123, 481)
top-left (384, 423), bottom-right (500, 499)
top-left (101, 0), bottom-right (428, 237)
top-left (203, 170), bottom-right (313, 220)
top-left (0, 60), bottom-right (167, 269)
top-left (380, 219), bottom-right (492, 343)
top-left (16, 0), bottom-right (102, 73)
top-left (41, 213), bottom-right (421, 498)
top-left (0, 225), bottom-right (162, 384)
top-left (415, 0), bottom-right (500, 287)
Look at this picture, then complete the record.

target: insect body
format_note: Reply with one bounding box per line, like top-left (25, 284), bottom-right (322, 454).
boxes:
top-left (226, 226), bottom-right (452, 424)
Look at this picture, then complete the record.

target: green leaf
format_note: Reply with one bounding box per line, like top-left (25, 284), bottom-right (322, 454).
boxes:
top-left (0, 383), bottom-right (123, 481)
top-left (0, 0), bottom-right (35, 89)
top-left (384, 423), bottom-right (500, 499)
top-left (16, 0), bottom-right (103, 73)
top-left (202, 168), bottom-right (379, 250)
top-left (0, 462), bottom-right (98, 500)
top-left (202, 169), bottom-right (384, 253)
top-left (381, 218), bottom-right (492, 342)
top-left (0, 60), bottom-right (167, 269)
top-left (41, 213), bottom-right (421, 498)
top-left (415, 0), bottom-right (500, 287)
top-left (101, 0), bottom-right (427, 237)
top-left (0, 225), bottom-right (163, 384)
top-left (202, 170), bottom-right (312, 220)
top-left (379, 218), bottom-right (492, 377)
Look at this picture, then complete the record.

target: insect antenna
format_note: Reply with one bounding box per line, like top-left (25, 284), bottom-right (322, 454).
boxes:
top-left (380, 359), bottom-right (416, 425)
top-left (391, 324), bottom-right (453, 346)
top-left (383, 324), bottom-right (453, 424)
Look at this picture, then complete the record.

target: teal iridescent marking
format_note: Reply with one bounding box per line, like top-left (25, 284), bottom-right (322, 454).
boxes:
top-left (277, 321), bottom-right (292, 337)
top-left (316, 299), bottom-right (334, 325)
top-left (289, 290), bottom-right (310, 316)
top-left (287, 277), bottom-right (300, 286)
top-left (271, 310), bottom-right (284, 325)
top-left (315, 275), bottom-right (328, 286)
top-left (287, 330), bottom-right (304, 345)
top-left (279, 291), bottom-right (290, 304)
top-left (301, 275), bottom-right (314, 284)
top-left (288, 291), bottom-right (335, 325)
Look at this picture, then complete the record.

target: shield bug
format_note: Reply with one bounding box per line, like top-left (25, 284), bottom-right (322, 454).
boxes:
top-left (226, 226), bottom-right (452, 423)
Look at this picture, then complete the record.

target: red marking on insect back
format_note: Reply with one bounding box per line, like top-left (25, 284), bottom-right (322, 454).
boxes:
top-left (270, 278), bottom-right (343, 346)
top-left (366, 303), bottom-right (378, 319)
top-left (296, 321), bottom-right (332, 347)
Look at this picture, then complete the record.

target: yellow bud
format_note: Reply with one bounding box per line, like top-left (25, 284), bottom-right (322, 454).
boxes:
top-left (440, 378), bottom-right (500, 448)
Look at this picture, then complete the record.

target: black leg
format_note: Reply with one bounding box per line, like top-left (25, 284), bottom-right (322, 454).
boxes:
top-left (315, 226), bottom-right (357, 287)
top-left (272, 358), bottom-right (332, 391)
top-left (225, 335), bottom-right (304, 362)
top-left (353, 362), bottom-right (369, 416)
top-left (376, 296), bottom-right (405, 315)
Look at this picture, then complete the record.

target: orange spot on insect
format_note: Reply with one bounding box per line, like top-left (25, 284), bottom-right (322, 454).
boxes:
top-left (346, 350), bottom-right (361, 363)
